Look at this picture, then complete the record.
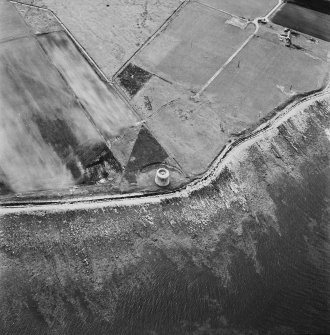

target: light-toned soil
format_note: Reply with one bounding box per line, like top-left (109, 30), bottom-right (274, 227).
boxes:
top-left (17, 0), bottom-right (185, 78)
top-left (1, 1), bottom-right (330, 333)
top-left (0, 2), bottom-right (125, 194)
top-left (197, 0), bottom-right (279, 19)
top-left (38, 31), bottom-right (139, 152)
top-left (14, 3), bottom-right (63, 34)
top-left (0, 1), bottom-right (191, 197)
top-left (2, 0), bottom-right (330, 196)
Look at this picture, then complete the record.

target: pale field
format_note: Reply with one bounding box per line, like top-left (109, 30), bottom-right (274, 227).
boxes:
top-left (18, 0), bottom-right (185, 77)
top-left (196, 0), bottom-right (279, 19)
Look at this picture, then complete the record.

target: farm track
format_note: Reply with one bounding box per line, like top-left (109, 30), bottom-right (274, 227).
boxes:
top-left (1, 85), bottom-right (329, 213)
top-left (2, 0), bottom-right (328, 213)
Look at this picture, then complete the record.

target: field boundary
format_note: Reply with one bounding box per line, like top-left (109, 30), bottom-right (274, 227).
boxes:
top-left (2, 0), bottom-right (328, 213)
top-left (1, 85), bottom-right (328, 213)
top-left (194, 0), bottom-right (284, 97)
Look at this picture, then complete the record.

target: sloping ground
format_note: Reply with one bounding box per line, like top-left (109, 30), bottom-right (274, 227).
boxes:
top-left (0, 94), bottom-right (329, 334)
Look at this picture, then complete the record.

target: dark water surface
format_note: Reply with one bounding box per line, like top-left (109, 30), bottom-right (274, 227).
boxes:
top-left (1, 108), bottom-right (329, 335)
top-left (271, 2), bottom-right (330, 42)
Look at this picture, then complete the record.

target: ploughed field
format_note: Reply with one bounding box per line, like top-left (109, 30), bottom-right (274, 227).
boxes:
top-left (117, 1), bottom-right (329, 178)
top-left (0, 0), bottom-right (329, 202)
top-left (0, 1), bottom-right (329, 334)
top-left (0, 93), bottom-right (329, 335)
top-left (271, 0), bottom-right (330, 42)
top-left (0, 0), bottom-right (187, 199)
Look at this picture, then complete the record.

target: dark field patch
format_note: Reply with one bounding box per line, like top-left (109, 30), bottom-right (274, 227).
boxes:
top-left (0, 1), bottom-right (142, 197)
top-left (38, 31), bottom-right (139, 141)
top-left (0, 101), bottom-right (329, 334)
top-left (124, 126), bottom-right (168, 183)
top-left (288, 0), bottom-right (330, 15)
top-left (77, 142), bottom-right (120, 172)
top-left (76, 142), bottom-right (122, 185)
top-left (134, 2), bottom-right (255, 90)
top-left (126, 126), bottom-right (168, 172)
top-left (32, 116), bottom-right (79, 161)
top-left (0, 181), bottom-right (13, 196)
top-left (117, 63), bottom-right (153, 97)
top-left (272, 3), bottom-right (330, 42)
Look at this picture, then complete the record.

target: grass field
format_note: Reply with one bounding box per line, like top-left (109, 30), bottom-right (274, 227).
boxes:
top-left (196, 0), bottom-right (279, 19)
top-left (130, 76), bottom-right (186, 119)
top-left (135, 1), bottom-right (255, 91)
top-left (132, 23), bottom-right (329, 177)
top-left (146, 97), bottom-right (228, 176)
top-left (2, 0), bottom-right (330, 197)
top-left (0, 2), bottom-right (128, 195)
top-left (0, 0), bottom-right (190, 197)
top-left (271, 2), bottom-right (330, 42)
top-left (17, 0), bottom-right (184, 78)
top-left (204, 27), bottom-right (329, 132)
